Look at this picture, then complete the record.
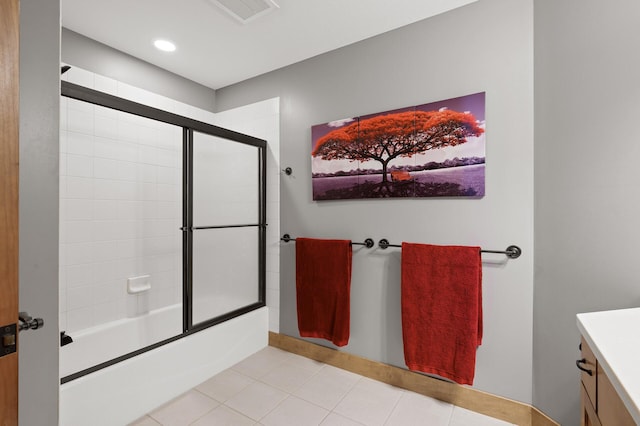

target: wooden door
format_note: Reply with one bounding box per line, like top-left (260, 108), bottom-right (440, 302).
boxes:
top-left (0, 0), bottom-right (20, 424)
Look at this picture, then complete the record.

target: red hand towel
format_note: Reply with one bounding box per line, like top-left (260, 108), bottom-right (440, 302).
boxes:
top-left (401, 243), bottom-right (482, 385)
top-left (296, 238), bottom-right (352, 347)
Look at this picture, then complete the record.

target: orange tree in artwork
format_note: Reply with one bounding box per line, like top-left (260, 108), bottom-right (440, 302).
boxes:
top-left (312, 110), bottom-right (484, 183)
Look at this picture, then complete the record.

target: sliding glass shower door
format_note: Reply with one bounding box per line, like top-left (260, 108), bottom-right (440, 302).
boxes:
top-left (189, 132), bottom-right (265, 326)
top-left (60, 81), bottom-right (266, 382)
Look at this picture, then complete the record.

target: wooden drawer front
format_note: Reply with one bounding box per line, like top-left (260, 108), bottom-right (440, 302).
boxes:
top-left (580, 337), bottom-right (597, 409)
top-left (597, 370), bottom-right (635, 426)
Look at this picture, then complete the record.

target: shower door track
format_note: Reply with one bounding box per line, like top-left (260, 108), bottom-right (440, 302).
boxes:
top-left (60, 81), bottom-right (267, 384)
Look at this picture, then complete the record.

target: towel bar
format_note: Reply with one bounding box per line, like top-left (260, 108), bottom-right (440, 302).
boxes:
top-left (280, 234), bottom-right (522, 259)
top-left (377, 239), bottom-right (522, 259)
top-left (281, 234), bottom-right (374, 249)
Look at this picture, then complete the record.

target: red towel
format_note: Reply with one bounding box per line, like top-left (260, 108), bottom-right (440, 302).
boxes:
top-left (296, 238), bottom-right (352, 347)
top-left (401, 243), bottom-right (482, 385)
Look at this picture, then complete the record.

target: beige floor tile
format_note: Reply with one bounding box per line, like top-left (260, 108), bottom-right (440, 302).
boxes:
top-left (127, 415), bottom-right (161, 426)
top-left (333, 378), bottom-right (403, 426)
top-left (231, 347), bottom-right (292, 379)
top-left (293, 365), bottom-right (360, 410)
top-left (139, 346), bottom-right (519, 426)
top-left (224, 381), bottom-right (288, 421)
top-left (259, 362), bottom-right (318, 393)
top-left (320, 412), bottom-right (366, 425)
top-left (191, 405), bottom-right (257, 426)
top-left (196, 368), bottom-right (255, 403)
top-left (260, 396), bottom-right (329, 426)
top-left (283, 352), bottom-right (325, 373)
top-left (449, 406), bottom-right (517, 426)
top-left (385, 391), bottom-right (453, 425)
top-left (148, 390), bottom-right (218, 426)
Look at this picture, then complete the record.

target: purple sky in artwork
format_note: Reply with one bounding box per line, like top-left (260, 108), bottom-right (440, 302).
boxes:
top-left (415, 92), bottom-right (485, 121)
top-left (311, 92), bottom-right (486, 152)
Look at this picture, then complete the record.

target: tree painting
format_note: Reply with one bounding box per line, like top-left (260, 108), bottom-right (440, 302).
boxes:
top-left (310, 92), bottom-right (486, 200)
top-left (313, 109), bottom-right (483, 183)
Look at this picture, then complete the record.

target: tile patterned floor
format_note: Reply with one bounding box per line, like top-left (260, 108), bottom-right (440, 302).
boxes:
top-left (130, 347), bottom-right (515, 426)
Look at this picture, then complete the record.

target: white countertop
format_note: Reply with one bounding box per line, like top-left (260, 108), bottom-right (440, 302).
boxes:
top-left (577, 307), bottom-right (640, 424)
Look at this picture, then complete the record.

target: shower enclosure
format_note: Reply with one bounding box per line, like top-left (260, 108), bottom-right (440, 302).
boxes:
top-left (59, 80), bottom-right (266, 383)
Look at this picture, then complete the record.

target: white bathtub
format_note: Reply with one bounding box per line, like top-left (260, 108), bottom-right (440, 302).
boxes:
top-left (60, 303), bottom-right (183, 378)
top-left (60, 306), bottom-right (268, 426)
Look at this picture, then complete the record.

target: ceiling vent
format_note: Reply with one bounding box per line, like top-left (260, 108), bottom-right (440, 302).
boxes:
top-left (209, 0), bottom-right (279, 24)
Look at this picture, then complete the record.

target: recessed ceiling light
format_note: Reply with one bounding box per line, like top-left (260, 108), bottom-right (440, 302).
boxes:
top-left (154, 39), bottom-right (176, 52)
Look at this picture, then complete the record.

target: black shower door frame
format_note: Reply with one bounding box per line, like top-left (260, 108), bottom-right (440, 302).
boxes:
top-left (60, 81), bottom-right (267, 383)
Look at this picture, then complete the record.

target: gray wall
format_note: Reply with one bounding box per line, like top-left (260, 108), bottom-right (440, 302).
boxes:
top-left (218, 0), bottom-right (535, 404)
top-left (19, 0), bottom-right (60, 424)
top-left (533, 0), bottom-right (640, 424)
top-left (62, 28), bottom-right (217, 113)
top-left (28, 0), bottom-right (640, 423)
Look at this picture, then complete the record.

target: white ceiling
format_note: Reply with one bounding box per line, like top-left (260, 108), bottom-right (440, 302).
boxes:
top-left (62, 0), bottom-right (477, 90)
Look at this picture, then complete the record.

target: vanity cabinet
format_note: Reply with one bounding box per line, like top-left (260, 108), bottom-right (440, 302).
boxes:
top-left (579, 337), bottom-right (635, 426)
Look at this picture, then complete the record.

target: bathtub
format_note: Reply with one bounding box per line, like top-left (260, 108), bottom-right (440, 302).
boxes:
top-left (59, 306), bottom-right (268, 426)
top-left (60, 303), bottom-right (183, 378)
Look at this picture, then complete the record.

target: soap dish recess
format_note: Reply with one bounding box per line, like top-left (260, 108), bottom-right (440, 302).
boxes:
top-left (127, 275), bottom-right (151, 294)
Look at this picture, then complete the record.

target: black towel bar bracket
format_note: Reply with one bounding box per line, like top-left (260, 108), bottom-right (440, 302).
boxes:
top-left (281, 234), bottom-right (374, 249)
top-left (377, 238), bottom-right (522, 259)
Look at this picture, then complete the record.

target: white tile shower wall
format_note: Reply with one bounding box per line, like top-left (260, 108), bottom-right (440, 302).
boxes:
top-left (60, 65), bottom-right (280, 334)
top-left (60, 94), bottom-right (184, 333)
top-left (213, 98), bottom-right (281, 332)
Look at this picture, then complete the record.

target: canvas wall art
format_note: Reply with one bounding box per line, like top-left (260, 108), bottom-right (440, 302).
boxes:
top-left (310, 92), bottom-right (486, 200)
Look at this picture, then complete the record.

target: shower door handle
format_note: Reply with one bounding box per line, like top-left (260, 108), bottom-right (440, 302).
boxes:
top-left (18, 311), bottom-right (44, 332)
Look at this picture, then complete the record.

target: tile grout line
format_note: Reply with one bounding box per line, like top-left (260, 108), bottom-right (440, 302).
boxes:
top-left (381, 388), bottom-right (407, 426)
top-left (297, 363), bottom-right (362, 423)
top-left (446, 404), bottom-right (456, 426)
top-left (255, 391), bottom-right (290, 424)
top-left (331, 372), bottom-right (363, 411)
top-left (326, 376), bottom-right (367, 425)
top-left (219, 402), bottom-right (260, 425)
top-left (254, 355), bottom-right (331, 425)
top-left (188, 387), bottom-right (222, 425)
